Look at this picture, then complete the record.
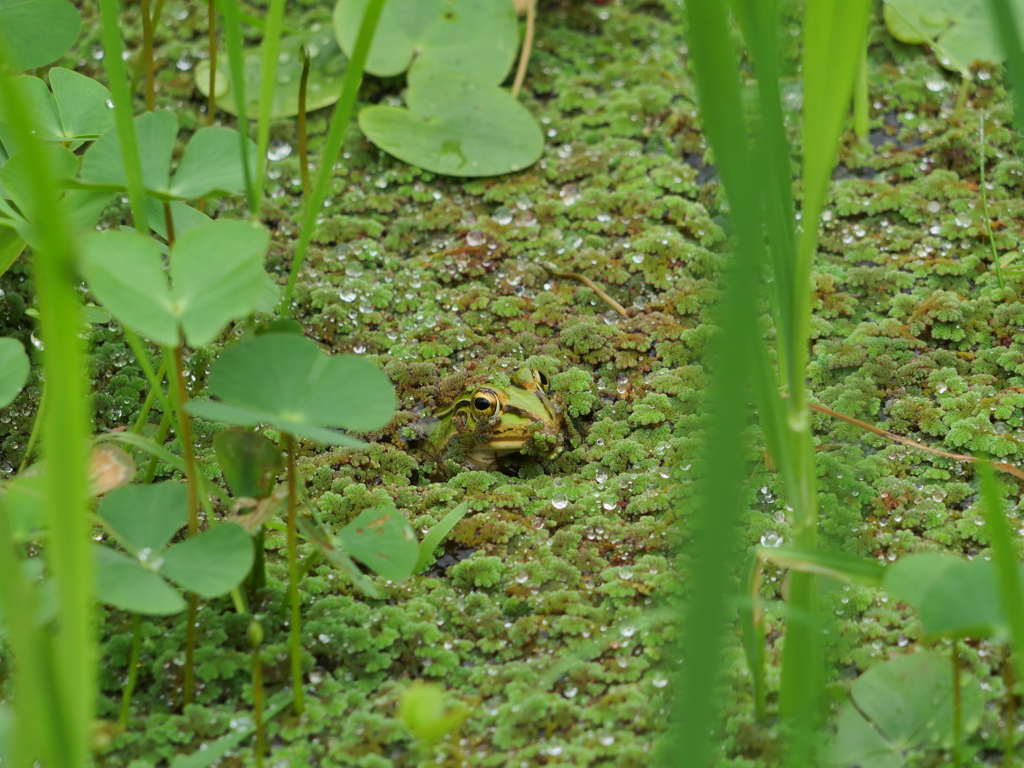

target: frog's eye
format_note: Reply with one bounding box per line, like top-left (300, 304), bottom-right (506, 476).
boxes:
top-left (536, 371), bottom-right (548, 387)
top-left (471, 391), bottom-right (498, 414)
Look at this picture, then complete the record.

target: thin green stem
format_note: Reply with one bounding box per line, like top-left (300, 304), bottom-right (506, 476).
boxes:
top-left (131, 357), bottom-right (168, 435)
top-left (219, 0), bottom-right (256, 212)
top-left (980, 115), bottom-right (1005, 289)
top-left (952, 640), bottom-right (962, 768)
top-left (16, 381), bottom-right (45, 473)
top-left (141, 408), bottom-right (172, 484)
top-left (168, 343), bottom-right (201, 706)
top-left (124, 328), bottom-right (173, 418)
top-left (253, 0), bottom-right (287, 211)
top-left (280, 0), bottom-right (388, 314)
top-left (207, 0), bottom-right (218, 126)
top-left (97, 0), bottom-right (149, 235)
top-left (853, 43), bottom-right (869, 142)
top-left (251, 619), bottom-right (266, 768)
top-left (118, 613), bottom-right (142, 728)
top-left (1002, 652), bottom-right (1015, 768)
top-left (140, 0), bottom-right (155, 111)
top-left (130, 0), bottom-right (166, 96)
top-left (285, 433), bottom-right (304, 714)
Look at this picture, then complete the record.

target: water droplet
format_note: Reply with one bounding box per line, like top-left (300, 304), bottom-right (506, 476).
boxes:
top-left (267, 141), bottom-right (292, 161)
top-left (492, 207), bottom-right (513, 225)
top-left (551, 493), bottom-right (569, 509)
top-left (760, 531), bottom-right (782, 547)
top-left (466, 230), bottom-right (485, 247)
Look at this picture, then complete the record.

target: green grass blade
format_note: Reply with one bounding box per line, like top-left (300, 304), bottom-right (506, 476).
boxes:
top-left (252, 0), bottom-right (286, 211)
top-left (415, 501), bottom-right (469, 574)
top-left (977, 462), bottom-right (1024, 688)
top-left (985, 0), bottom-right (1024, 137)
top-left (0, 66), bottom-right (93, 768)
top-left (218, 0), bottom-right (257, 212)
top-left (96, 0), bottom-right (148, 234)
top-left (663, 1), bottom-right (769, 765)
top-left (280, 0), bottom-right (388, 314)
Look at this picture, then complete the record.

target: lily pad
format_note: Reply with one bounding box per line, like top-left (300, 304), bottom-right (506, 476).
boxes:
top-left (359, 74), bottom-right (543, 177)
top-left (187, 332), bottom-right (397, 446)
top-left (0, 337), bottom-right (29, 409)
top-left (195, 29), bottom-right (349, 119)
top-left (826, 652), bottom-right (983, 767)
top-left (883, 0), bottom-right (1024, 73)
top-left (78, 110), bottom-right (257, 201)
top-left (334, 0), bottom-right (517, 85)
top-left (0, 0), bottom-right (80, 70)
top-left (80, 219), bottom-right (269, 348)
top-left (338, 506), bottom-right (419, 580)
top-left (0, 68), bottom-right (113, 146)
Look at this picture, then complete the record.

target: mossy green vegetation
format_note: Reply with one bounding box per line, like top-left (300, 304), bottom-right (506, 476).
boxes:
top-left (5, 0), bottom-right (1024, 765)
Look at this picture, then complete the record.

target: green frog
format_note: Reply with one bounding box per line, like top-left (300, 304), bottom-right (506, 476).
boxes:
top-left (419, 368), bottom-right (565, 471)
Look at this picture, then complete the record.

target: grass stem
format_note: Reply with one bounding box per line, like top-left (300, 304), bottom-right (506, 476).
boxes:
top-left (118, 613), bottom-right (142, 728)
top-left (284, 433), bottom-right (304, 715)
top-left (980, 115), bottom-right (1005, 289)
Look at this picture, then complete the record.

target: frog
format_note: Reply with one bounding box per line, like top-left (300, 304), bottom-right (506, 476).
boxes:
top-left (418, 368), bottom-right (565, 472)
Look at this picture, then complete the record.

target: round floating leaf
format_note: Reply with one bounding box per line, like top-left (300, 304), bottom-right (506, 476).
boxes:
top-left (339, 506), bottom-right (418, 580)
top-left (334, 0), bottom-right (517, 84)
top-left (187, 333), bottom-right (397, 443)
top-left (0, 0), bottom-right (80, 70)
top-left (79, 111), bottom-right (256, 201)
top-left (359, 75), bottom-right (543, 177)
top-left (97, 482), bottom-right (188, 554)
top-left (195, 29), bottom-right (349, 119)
top-left (159, 522), bottom-right (254, 598)
top-left (0, 337), bottom-right (29, 408)
top-left (81, 220), bottom-right (269, 347)
top-left (826, 651), bottom-right (984, 767)
top-left (93, 544), bottom-right (187, 615)
top-left (883, 0), bottom-right (1024, 73)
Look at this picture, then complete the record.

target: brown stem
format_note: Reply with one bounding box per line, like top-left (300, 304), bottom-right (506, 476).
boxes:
top-left (541, 261), bottom-right (628, 317)
top-left (298, 45), bottom-right (311, 197)
top-left (163, 201), bottom-right (176, 247)
top-left (284, 433), bottom-right (304, 715)
top-left (171, 343), bottom-right (200, 706)
top-left (511, 0), bottom-right (535, 98)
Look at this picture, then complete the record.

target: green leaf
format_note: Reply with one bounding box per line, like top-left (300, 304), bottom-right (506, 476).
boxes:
top-left (339, 506), bottom-right (418, 580)
top-left (359, 75), bottom-right (543, 178)
top-left (398, 683), bottom-right (469, 745)
top-left (334, 0), bottom-right (517, 84)
top-left (213, 429), bottom-right (283, 498)
top-left (169, 219), bottom-right (268, 347)
top-left (81, 220), bottom-right (269, 347)
top-left (0, 69), bottom-right (114, 143)
top-left (195, 29), bottom-right (350, 119)
top-left (160, 522), bottom-right (254, 598)
top-left (49, 67), bottom-right (115, 140)
top-left (826, 652), bottom-right (984, 766)
top-left (80, 229), bottom-right (179, 346)
top-left (883, 0), bottom-right (1023, 73)
top-left (2, 144), bottom-right (78, 218)
top-left (0, 0), bottom-right (80, 70)
top-left (760, 544), bottom-right (885, 587)
top-left (78, 111), bottom-right (257, 201)
top-left (93, 545), bottom-right (187, 615)
top-left (0, 227), bottom-right (26, 279)
top-left (0, 337), bottom-right (29, 409)
top-left (415, 501), bottom-right (469, 574)
top-left (144, 198), bottom-right (212, 243)
top-left (187, 332), bottom-right (396, 438)
top-left (169, 127), bottom-right (259, 199)
top-left (884, 553), bottom-right (1013, 638)
top-left (4, 474), bottom-right (45, 540)
top-left (96, 482), bottom-right (188, 554)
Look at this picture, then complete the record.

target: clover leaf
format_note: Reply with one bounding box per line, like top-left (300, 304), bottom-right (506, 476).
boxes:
top-left (80, 219), bottom-right (269, 348)
top-left (359, 74), bottom-right (544, 177)
top-left (0, 68), bottom-right (114, 147)
top-left (95, 483), bottom-right (254, 616)
top-left (338, 507), bottom-right (419, 580)
top-left (78, 110), bottom-right (257, 201)
top-left (187, 333), bottom-right (396, 446)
